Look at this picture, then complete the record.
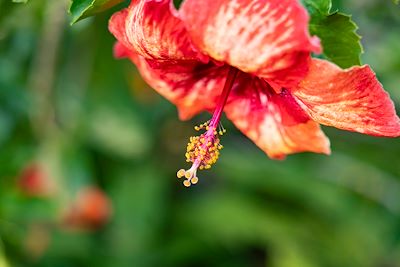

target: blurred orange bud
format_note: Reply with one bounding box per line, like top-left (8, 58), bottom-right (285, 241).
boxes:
top-left (17, 164), bottom-right (56, 197)
top-left (63, 186), bottom-right (112, 230)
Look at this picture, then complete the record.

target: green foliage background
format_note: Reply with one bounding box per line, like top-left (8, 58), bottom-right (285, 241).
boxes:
top-left (0, 0), bottom-right (400, 266)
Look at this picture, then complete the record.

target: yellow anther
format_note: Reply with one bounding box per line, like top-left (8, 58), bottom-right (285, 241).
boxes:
top-left (191, 177), bottom-right (199, 184)
top-left (183, 180), bottom-right (191, 187)
top-left (177, 169), bottom-right (185, 179)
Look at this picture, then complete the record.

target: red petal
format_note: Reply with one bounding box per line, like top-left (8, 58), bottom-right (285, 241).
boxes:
top-left (180, 0), bottom-right (320, 88)
top-left (130, 54), bottom-right (229, 120)
top-left (109, 9), bottom-right (131, 54)
top-left (292, 59), bottom-right (400, 137)
top-left (225, 76), bottom-right (331, 159)
top-left (109, 0), bottom-right (206, 61)
top-left (113, 41), bottom-right (130, 59)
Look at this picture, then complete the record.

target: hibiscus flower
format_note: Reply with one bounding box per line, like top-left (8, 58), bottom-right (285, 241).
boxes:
top-left (109, 0), bottom-right (400, 187)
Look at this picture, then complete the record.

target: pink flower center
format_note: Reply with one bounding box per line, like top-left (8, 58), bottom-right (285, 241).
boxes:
top-left (177, 67), bottom-right (239, 187)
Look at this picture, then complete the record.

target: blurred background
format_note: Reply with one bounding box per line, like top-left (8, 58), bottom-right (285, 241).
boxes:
top-left (0, 0), bottom-right (400, 266)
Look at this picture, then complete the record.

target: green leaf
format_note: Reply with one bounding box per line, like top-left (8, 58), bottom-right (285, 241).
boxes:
top-left (173, 0), bottom-right (184, 9)
top-left (12, 0), bottom-right (28, 3)
top-left (69, 0), bottom-right (123, 24)
top-left (393, 0), bottom-right (399, 5)
top-left (303, 0), bottom-right (331, 16)
top-left (303, 0), bottom-right (363, 68)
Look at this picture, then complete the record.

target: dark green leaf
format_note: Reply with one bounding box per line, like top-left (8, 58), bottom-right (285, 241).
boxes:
top-left (69, 0), bottom-right (123, 24)
top-left (173, 0), bottom-right (184, 9)
top-left (303, 0), bottom-right (363, 68)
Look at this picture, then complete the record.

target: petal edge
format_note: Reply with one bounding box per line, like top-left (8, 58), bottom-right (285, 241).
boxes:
top-left (109, 0), bottom-right (207, 62)
top-left (292, 59), bottom-right (400, 137)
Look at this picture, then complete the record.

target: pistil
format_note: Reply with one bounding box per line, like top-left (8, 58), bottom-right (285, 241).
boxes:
top-left (177, 67), bottom-right (238, 187)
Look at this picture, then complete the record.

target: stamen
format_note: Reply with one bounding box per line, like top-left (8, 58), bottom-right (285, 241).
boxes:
top-left (176, 125), bottom-right (224, 187)
top-left (177, 67), bottom-right (238, 187)
top-left (194, 120), bottom-right (210, 131)
top-left (218, 123), bottom-right (227, 136)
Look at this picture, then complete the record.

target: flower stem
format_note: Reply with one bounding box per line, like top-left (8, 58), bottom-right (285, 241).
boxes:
top-left (209, 67), bottom-right (238, 128)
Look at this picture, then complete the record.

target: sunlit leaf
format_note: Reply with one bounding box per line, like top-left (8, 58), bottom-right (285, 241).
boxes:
top-left (0, 247), bottom-right (10, 267)
top-left (86, 107), bottom-right (151, 159)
